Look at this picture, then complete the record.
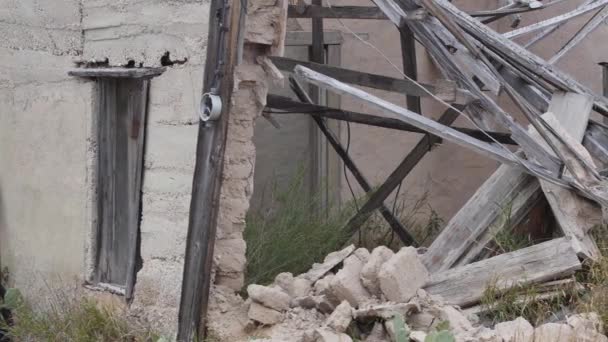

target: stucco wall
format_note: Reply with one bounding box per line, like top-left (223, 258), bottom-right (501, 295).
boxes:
top-left (0, 0), bottom-right (90, 293)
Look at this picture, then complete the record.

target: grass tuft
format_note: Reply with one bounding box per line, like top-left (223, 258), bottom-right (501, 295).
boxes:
top-left (244, 169), bottom-right (355, 286)
top-left (1, 288), bottom-right (160, 342)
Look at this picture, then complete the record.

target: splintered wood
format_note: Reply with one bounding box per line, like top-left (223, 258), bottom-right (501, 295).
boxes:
top-left (271, 0), bottom-right (608, 310)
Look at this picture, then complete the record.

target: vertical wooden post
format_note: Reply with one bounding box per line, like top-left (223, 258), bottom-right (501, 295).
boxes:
top-left (399, 27), bottom-right (421, 114)
top-left (602, 62), bottom-right (608, 124)
top-left (310, 0), bottom-right (325, 199)
top-left (177, 0), bottom-right (243, 339)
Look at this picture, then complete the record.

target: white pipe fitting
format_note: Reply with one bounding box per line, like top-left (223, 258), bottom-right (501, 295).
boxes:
top-left (199, 93), bottom-right (222, 122)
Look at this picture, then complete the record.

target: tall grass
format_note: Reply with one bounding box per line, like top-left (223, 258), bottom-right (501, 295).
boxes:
top-left (244, 169), bottom-right (355, 286)
top-left (244, 170), bottom-right (442, 286)
top-left (0, 284), bottom-right (160, 342)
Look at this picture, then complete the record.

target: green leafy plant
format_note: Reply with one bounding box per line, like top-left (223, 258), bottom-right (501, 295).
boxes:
top-left (424, 330), bottom-right (455, 342)
top-left (1, 288), bottom-right (23, 311)
top-left (391, 313), bottom-right (410, 342)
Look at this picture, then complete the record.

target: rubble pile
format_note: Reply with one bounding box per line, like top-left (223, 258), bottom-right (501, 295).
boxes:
top-left (243, 245), bottom-right (608, 342)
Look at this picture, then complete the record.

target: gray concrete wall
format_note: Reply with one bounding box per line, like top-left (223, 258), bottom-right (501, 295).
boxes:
top-left (0, 0), bottom-right (91, 294)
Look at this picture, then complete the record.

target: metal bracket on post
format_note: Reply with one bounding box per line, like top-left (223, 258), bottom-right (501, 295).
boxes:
top-left (199, 91), bottom-right (223, 121)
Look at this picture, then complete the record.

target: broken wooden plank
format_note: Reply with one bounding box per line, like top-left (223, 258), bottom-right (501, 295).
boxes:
top-left (583, 121), bottom-right (608, 167)
top-left (294, 65), bottom-right (564, 185)
top-left (434, 93), bottom-right (600, 270)
top-left (265, 94), bottom-right (516, 144)
top-left (532, 93), bottom-right (601, 260)
top-left (424, 237), bottom-right (582, 307)
top-left (271, 56), bottom-right (474, 104)
top-left (400, 26), bottom-right (421, 113)
top-left (504, 0), bottom-right (608, 39)
top-left (68, 67), bottom-right (166, 79)
top-left (435, 0), bottom-right (608, 117)
top-left (549, 5), bottom-right (608, 64)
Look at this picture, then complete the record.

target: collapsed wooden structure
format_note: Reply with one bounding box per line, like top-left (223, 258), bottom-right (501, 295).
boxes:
top-left (182, 0), bottom-right (608, 340)
top-left (263, 0), bottom-right (608, 317)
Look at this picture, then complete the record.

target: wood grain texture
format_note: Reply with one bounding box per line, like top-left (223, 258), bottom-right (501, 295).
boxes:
top-left (95, 79), bottom-right (147, 299)
top-left (266, 94), bottom-right (517, 144)
top-left (424, 237), bottom-right (582, 307)
top-left (534, 93), bottom-right (601, 260)
top-left (271, 56), bottom-right (473, 104)
top-left (69, 67), bottom-right (165, 79)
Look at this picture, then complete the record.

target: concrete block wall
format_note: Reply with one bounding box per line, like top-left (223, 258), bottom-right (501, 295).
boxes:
top-left (0, 0), bottom-right (91, 292)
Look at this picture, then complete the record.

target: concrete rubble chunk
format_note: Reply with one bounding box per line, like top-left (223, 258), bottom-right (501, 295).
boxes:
top-left (353, 302), bottom-right (420, 320)
top-left (567, 312), bottom-right (603, 333)
top-left (378, 247), bottom-right (429, 303)
top-left (463, 326), bottom-right (501, 342)
top-left (495, 317), bottom-right (534, 342)
top-left (248, 301), bottom-right (283, 325)
top-left (360, 246), bottom-right (394, 296)
top-left (430, 305), bottom-right (473, 336)
top-left (293, 276), bottom-right (313, 298)
top-left (274, 272), bottom-right (295, 294)
top-left (533, 323), bottom-right (574, 342)
top-left (354, 247), bottom-right (371, 263)
top-left (315, 274), bottom-right (335, 295)
top-left (365, 322), bottom-right (388, 342)
top-left (410, 331), bottom-right (427, 342)
top-left (314, 328), bottom-right (353, 342)
top-left (325, 301), bottom-right (353, 333)
top-left (329, 254), bottom-right (372, 308)
top-left (305, 245), bottom-right (356, 282)
top-left (407, 311), bottom-right (436, 332)
top-left (247, 284), bottom-right (291, 311)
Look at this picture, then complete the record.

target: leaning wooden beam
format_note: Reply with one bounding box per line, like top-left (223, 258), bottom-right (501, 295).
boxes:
top-left (343, 105), bottom-right (464, 241)
top-left (294, 65), bottom-right (565, 185)
top-left (549, 6), bottom-right (608, 64)
top-left (177, 0), bottom-right (244, 337)
top-left (424, 237), bottom-right (582, 307)
top-left (436, 0), bottom-right (608, 116)
top-left (288, 77), bottom-right (418, 245)
top-left (265, 94), bottom-right (517, 144)
top-left (270, 56), bottom-right (474, 104)
top-left (400, 26), bottom-right (421, 113)
top-left (504, 0), bottom-right (608, 38)
top-left (428, 92), bottom-right (601, 272)
top-left (376, 0), bottom-right (561, 170)
top-left (523, 0), bottom-right (596, 48)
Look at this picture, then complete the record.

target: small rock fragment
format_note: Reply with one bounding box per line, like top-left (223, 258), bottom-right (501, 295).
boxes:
top-left (314, 328), bottom-right (353, 342)
top-left (329, 255), bottom-right (371, 307)
top-left (360, 246), bottom-right (394, 296)
top-left (292, 295), bottom-right (336, 313)
top-left (274, 272), bottom-right (295, 294)
top-left (247, 284), bottom-right (291, 311)
top-left (365, 322), bottom-right (388, 342)
top-left (567, 313), bottom-right (608, 342)
top-left (315, 274), bottom-right (335, 295)
top-left (410, 330), bottom-right (427, 342)
top-left (495, 317), bottom-right (534, 342)
top-left (353, 302), bottom-right (420, 320)
top-left (292, 276), bottom-right (313, 298)
top-left (534, 323), bottom-right (574, 342)
top-left (354, 248), bottom-right (371, 263)
top-left (325, 301), bottom-right (353, 333)
top-left (567, 312), bottom-right (603, 333)
top-left (248, 302), bottom-right (283, 325)
top-left (305, 245), bottom-right (356, 282)
top-left (437, 306), bottom-right (473, 336)
top-left (407, 311), bottom-right (436, 332)
top-left (378, 247), bottom-right (429, 303)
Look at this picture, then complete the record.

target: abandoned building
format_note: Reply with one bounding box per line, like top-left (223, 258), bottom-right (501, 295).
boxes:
top-left (2, 0), bottom-right (608, 340)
